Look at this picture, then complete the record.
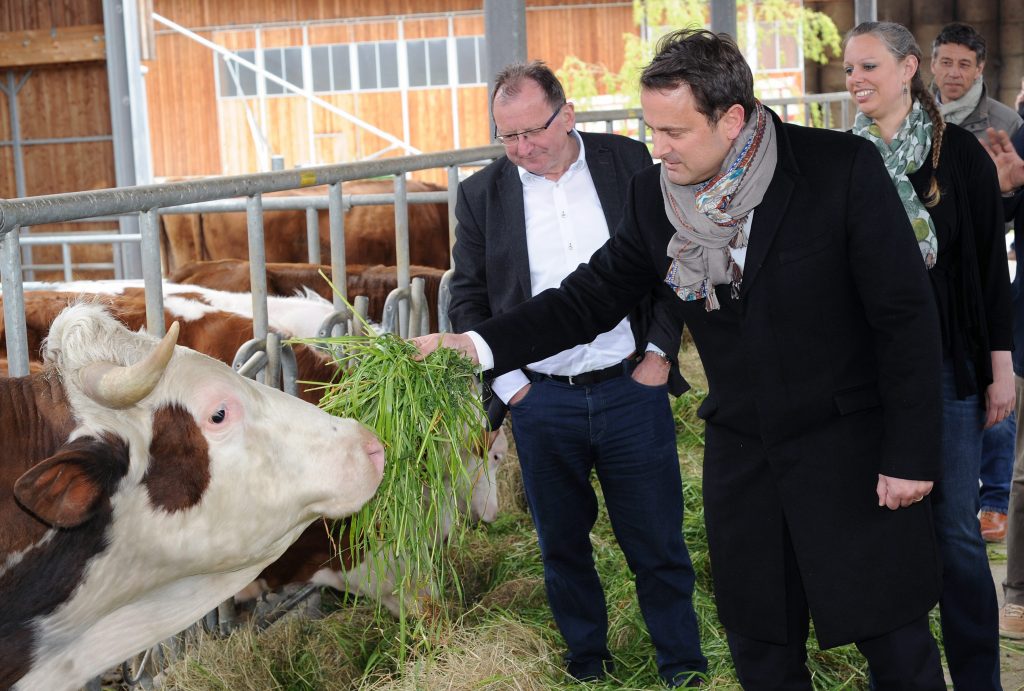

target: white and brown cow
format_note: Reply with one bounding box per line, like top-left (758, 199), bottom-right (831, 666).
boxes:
top-left (0, 304), bottom-right (385, 691)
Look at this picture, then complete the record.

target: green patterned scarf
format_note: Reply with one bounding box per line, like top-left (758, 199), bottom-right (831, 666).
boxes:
top-left (852, 100), bottom-right (937, 268)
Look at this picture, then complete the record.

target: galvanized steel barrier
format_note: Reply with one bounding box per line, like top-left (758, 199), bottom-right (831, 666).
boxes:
top-left (0, 144), bottom-right (503, 378)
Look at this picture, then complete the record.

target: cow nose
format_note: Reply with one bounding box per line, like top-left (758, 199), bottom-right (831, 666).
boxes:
top-left (364, 434), bottom-right (386, 478)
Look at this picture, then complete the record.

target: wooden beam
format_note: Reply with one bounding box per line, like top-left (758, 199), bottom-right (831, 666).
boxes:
top-left (0, 24), bottom-right (106, 68)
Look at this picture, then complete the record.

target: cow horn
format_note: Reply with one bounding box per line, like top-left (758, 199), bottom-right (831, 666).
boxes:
top-left (81, 322), bottom-right (180, 409)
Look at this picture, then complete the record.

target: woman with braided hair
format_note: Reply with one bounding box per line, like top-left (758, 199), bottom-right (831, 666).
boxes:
top-left (845, 21), bottom-right (1013, 690)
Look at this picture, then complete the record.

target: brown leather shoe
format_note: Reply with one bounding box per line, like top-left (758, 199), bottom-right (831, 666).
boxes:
top-left (1000, 603), bottom-right (1024, 639)
top-left (980, 511), bottom-right (1007, 542)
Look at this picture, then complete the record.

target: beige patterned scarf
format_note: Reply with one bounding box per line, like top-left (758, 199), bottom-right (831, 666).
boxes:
top-left (663, 102), bottom-right (777, 311)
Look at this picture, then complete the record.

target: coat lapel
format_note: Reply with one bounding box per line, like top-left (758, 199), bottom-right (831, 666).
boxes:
top-left (496, 161), bottom-right (532, 301)
top-left (586, 140), bottom-right (621, 234)
top-left (739, 113), bottom-right (797, 298)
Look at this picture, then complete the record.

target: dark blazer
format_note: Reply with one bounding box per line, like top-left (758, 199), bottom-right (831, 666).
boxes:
top-left (449, 131), bottom-right (685, 429)
top-left (471, 111), bottom-right (944, 648)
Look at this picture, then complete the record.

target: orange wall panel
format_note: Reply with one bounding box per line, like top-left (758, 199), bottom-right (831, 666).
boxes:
top-left (0, 0), bottom-right (103, 31)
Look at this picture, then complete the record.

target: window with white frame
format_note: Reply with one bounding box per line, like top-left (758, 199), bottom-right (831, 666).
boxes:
top-left (407, 38), bottom-right (450, 88)
top-left (357, 41), bottom-right (399, 90)
top-left (263, 46), bottom-right (304, 95)
top-left (455, 36), bottom-right (485, 85)
top-left (218, 49), bottom-right (257, 97)
top-left (311, 44), bottom-right (353, 92)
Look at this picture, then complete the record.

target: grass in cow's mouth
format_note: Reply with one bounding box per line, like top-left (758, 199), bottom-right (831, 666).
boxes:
top-left (290, 328), bottom-right (488, 645)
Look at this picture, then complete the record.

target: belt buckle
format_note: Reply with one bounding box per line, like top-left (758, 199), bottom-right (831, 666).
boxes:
top-left (567, 374), bottom-right (576, 386)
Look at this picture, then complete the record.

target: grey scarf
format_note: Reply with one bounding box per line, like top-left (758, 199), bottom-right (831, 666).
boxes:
top-left (663, 102), bottom-right (778, 311)
top-left (937, 76), bottom-right (984, 126)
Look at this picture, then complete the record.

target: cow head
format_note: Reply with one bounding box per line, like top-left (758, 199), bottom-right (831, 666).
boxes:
top-left (2, 303), bottom-right (384, 691)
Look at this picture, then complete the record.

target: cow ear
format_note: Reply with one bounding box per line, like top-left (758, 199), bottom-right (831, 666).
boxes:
top-left (14, 448), bottom-right (109, 528)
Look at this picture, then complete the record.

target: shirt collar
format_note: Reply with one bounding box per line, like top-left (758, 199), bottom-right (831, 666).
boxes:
top-left (517, 129), bottom-right (586, 185)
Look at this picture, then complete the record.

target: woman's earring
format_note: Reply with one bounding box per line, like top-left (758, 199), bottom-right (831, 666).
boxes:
top-left (902, 83), bottom-right (909, 106)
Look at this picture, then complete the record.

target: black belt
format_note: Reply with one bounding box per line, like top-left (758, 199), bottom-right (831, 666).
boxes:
top-left (523, 359), bottom-right (631, 387)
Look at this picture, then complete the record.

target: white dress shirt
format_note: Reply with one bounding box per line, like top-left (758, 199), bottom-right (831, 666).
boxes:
top-left (485, 132), bottom-right (636, 405)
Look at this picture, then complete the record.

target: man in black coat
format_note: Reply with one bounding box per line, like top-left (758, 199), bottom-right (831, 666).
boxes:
top-left (448, 61), bottom-right (706, 687)
top-left (984, 126), bottom-right (1024, 639)
top-left (417, 29), bottom-right (945, 688)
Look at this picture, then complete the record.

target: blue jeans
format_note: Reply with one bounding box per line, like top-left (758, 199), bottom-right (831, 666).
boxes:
top-left (980, 412), bottom-right (1016, 514)
top-left (509, 371), bottom-right (707, 684)
top-left (932, 360), bottom-right (1002, 689)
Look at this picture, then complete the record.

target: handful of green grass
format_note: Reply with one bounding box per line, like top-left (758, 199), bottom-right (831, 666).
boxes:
top-left (290, 329), bottom-right (486, 625)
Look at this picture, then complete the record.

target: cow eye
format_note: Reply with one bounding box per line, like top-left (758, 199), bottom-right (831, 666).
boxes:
top-left (210, 406), bottom-right (227, 424)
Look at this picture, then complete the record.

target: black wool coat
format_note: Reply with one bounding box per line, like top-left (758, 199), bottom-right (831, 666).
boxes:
top-left (474, 111), bottom-right (944, 648)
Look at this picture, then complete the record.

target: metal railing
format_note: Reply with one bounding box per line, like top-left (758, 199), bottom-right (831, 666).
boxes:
top-left (0, 144), bottom-right (503, 378)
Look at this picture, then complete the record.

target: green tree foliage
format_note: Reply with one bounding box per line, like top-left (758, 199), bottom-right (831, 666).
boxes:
top-left (556, 0), bottom-right (841, 107)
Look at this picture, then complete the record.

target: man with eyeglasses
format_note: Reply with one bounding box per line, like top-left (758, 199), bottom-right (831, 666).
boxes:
top-left (447, 60), bottom-right (707, 687)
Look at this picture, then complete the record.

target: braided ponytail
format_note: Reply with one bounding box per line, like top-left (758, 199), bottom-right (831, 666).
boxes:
top-left (847, 21), bottom-right (943, 206)
top-left (911, 75), bottom-right (944, 206)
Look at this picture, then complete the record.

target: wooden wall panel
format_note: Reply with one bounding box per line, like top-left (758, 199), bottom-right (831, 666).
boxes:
top-left (18, 63), bottom-right (111, 139)
top-left (453, 15), bottom-right (484, 34)
top-left (403, 18), bottom-right (450, 40)
top-left (153, 1), bottom-right (481, 28)
top-left (152, 0), bottom-right (630, 29)
top-left (308, 24), bottom-right (353, 44)
top-left (349, 91), bottom-right (404, 159)
top-left (147, 32), bottom-right (221, 177)
top-left (527, 5), bottom-right (635, 74)
top-left (0, 0), bottom-right (103, 32)
top-left (262, 27), bottom-right (304, 49)
top-left (348, 22), bottom-right (398, 42)
top-left (407, 89), bottom-right (455, 150)
top-left (0, 79), bottom-right (10, 140)
top-left (219, 30), bottom-right (258, 51)
top-left (0, 147), bottom-right (15, 198)
top-left (457, 85), bottom-right (490, 148)
top-left (217, 99), bottom-right (259, 174)
top-left (266, 96), bottom-right (313, 168)
top-left (314, 92), bottom-right (357, 162)
top-left (23, 141), bottom-right (114, 196)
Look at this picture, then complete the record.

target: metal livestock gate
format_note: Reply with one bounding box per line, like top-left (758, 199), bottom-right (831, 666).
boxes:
top-left (0, 143), bottom-right (509, 381)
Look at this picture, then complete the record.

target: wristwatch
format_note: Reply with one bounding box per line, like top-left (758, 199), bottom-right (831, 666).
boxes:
top-left (644, 349), bottom-right (672, 366)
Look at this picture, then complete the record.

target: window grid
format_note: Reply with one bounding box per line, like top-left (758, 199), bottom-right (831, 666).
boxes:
top-left (217, 35), bottom-right (484, 99)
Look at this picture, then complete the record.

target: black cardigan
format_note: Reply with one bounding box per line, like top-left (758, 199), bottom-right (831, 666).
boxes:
top-left (908, 123), bottom-right (1013, 399)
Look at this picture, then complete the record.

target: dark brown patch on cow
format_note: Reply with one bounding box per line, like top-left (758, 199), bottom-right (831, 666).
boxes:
top-left (144, 404), bottom-right (211, 512)
top-left (257, 518), bottom-right (357, 590)
top-left (1, 434), bottom-right (129, 688)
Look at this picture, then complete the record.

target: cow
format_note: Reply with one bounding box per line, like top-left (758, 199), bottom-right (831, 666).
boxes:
top-left (0, 303), bottom-right (385, 691)
top-left (1, 287), bottom-right (505, 619)
top-left (235, 426), bottom-right (508, 616)
top-left (159, 180), bottom-right (451, 274)
top-left (168, 259), bottom-right (446, 331)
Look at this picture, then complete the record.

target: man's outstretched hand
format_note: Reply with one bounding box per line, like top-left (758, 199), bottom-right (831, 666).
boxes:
top-left (410, 332), bottom-right (480, 363)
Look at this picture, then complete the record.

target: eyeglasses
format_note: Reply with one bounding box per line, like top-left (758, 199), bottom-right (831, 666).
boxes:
top-left (494, 103), bottom-right (565, 145)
